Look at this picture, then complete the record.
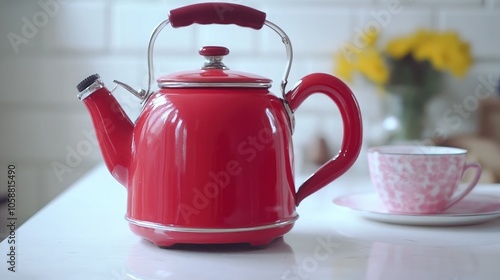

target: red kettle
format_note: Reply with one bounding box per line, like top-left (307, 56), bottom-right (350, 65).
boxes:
top-left (76, 3), bottom-right (362, 247)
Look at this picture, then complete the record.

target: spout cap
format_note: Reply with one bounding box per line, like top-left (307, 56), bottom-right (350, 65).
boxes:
top-left (77, 74), bottom-right (100, 92)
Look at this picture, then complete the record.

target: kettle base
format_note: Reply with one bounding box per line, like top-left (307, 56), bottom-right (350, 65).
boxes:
top-left (128, 221), bottom-right (295, 247)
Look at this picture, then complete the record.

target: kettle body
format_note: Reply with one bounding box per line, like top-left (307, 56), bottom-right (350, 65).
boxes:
top-left (129, 88), bottom-right (297, 245)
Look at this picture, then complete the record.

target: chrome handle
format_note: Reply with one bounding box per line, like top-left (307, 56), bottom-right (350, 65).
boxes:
top-left (144, 19), bottom-right (294, 102)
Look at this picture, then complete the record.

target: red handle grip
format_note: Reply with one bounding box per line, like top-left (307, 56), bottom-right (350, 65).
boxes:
top-left (286, 73), bottom-right (363, 205)
top-left (169, 3), bottom-right (267, 30)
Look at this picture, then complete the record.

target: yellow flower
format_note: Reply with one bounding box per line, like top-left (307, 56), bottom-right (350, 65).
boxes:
top-left (412, 31), bottom-right (473, 78)
top-left (355, 48), bottom-right (389, 85)
top-left (386, 29), bottom-right (434, 59)
top-left (363, 29), bottom-right (380, 48)
top-left (386, 36), bottom-right (415, 59)
top-left (333, 28), bottom-right (473, 88)
top-left (413, 39), bottom-right (448, 70)
top-left (333, 52), bottom-right (356, 82)
top-left (447, 42), bottom-right (474, 77)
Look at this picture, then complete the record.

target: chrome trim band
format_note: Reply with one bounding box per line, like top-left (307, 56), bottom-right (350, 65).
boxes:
top-left (145, 18), bottom-right (294, 100)
top-left (158, 82), bottom-right (272, 89)
top-left (125, 216), bottom-right (298, 233)
top-left (77, 79), bottom-right (104, 101)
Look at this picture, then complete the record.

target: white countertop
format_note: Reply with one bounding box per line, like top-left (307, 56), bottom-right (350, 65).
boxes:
top-left (1, 164), bottom-right (500, 280)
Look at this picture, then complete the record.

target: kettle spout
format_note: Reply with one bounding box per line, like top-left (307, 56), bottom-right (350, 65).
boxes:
top-left (76, 74), bottom-right (134, 187)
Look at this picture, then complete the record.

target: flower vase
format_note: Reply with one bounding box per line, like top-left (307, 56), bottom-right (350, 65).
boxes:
top-left (388, 86), bottom-right (428, 141)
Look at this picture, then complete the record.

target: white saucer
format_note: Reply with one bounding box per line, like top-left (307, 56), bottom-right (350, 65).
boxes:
top-left (333, 192), bottom-right (500, 226)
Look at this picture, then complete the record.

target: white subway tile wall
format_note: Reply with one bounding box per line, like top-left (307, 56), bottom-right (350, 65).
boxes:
top-left (42, 1), bottom-right (109, 52)
top-left (0, 0), bottom-right (499, 226)
top-left (440, 10), bottom-right (500, 57)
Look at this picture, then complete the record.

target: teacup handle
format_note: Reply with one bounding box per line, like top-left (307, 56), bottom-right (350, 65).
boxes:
top-left (445, 162), bottom-right (482, 209)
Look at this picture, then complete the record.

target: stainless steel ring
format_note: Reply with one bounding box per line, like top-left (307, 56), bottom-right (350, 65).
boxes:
top-left (125, 216), bottom-right (298, 233)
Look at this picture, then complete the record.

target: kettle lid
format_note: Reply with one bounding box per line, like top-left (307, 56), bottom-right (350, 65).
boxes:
top-left (157, 46), bottom-right (272, 89)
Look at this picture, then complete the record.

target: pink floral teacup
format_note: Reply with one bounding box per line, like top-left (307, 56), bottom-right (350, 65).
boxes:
top-left (368, 146), bottom-right (482, 214)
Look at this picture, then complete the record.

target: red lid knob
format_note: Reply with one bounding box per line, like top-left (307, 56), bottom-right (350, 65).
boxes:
top-left (199, 46), bottom-right (229, 57)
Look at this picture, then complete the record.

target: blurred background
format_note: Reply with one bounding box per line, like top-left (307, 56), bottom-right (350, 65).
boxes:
top-left (0, 0), bottom-right (499, 236)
